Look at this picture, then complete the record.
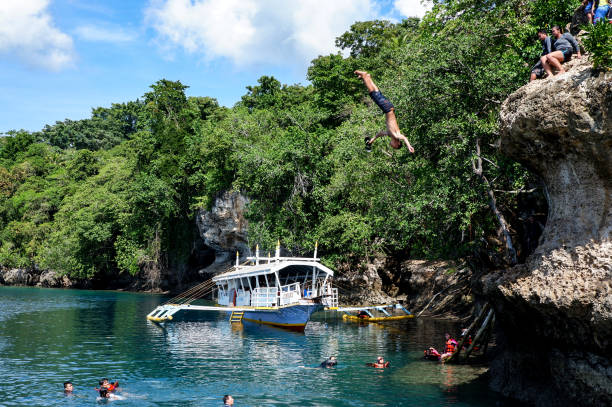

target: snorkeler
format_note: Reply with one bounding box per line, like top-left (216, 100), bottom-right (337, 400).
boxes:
top-left (320, 356), bottom-right (337, 368)
top-left (354, 70), bottom-right (415, 154)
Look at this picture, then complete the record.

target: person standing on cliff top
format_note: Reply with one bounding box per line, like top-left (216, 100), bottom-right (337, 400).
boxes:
top-left (354, 70), bottom-right (415, 154)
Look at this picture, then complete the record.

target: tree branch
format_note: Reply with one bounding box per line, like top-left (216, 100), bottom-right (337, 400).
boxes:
top-left (472, 138), bottom-right (517, 265)
top-left (493, 188), bottom-right (538, 194)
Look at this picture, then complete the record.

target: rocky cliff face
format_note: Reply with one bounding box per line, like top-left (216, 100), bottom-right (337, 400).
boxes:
top-left (484, 58), bottom-right (611, 406)
top-left (336, 258), bottom-right (473, 316)
top-left (195, 191), bottom-right (250, 274)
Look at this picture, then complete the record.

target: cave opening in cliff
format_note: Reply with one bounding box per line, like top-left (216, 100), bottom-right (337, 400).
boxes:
top-left (188, 237), bottom-right (216, 273)
top-left (512, 179), bottom-right (548, 263)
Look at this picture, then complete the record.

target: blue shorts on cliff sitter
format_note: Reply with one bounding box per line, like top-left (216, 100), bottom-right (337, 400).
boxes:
top-left (369, 91), bottom-right (394, 114)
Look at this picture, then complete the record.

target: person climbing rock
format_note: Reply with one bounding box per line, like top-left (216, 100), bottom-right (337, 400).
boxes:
top-left (354, 70), bottom-right (415, 154)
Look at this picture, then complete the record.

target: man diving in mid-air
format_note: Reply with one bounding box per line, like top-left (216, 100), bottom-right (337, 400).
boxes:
top-left (354, 70), bottom-right (415, 153)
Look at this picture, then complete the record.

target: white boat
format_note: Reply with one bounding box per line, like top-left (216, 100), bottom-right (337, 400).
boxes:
top-left (147, 243), bottom-right (338, 331)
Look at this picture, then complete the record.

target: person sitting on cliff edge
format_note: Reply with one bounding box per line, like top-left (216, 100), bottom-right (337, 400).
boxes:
top-left (542, 26), bottom-right (581, 77)
top-left (354, 70), bottom-right (415, 154)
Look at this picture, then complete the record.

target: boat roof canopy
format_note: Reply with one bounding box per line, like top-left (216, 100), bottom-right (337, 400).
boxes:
top-left (213, 259), bottom-right (333, 282)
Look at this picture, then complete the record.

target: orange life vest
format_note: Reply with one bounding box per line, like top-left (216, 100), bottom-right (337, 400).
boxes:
top-left (445, 339), bottom-right (457, 353)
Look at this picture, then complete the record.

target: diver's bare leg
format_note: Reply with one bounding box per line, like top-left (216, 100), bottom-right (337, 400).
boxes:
top-left (354, 70), bottom-right (379, 93)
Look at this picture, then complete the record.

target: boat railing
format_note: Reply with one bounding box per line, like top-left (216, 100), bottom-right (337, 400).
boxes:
top-left (280, 282), bottom-right (301, 306)
top-left (236, 290), bottom-right (251, 306)
top-left (218, 292), bottom-right (229, 306)
top-left (322, 287), bottom-right (338, 307)
top-left (252, 287), bottom-right (278, 307)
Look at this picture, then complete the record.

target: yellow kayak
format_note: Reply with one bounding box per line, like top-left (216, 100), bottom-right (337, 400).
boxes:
top-left (342, 314), bottom-right (414, 322)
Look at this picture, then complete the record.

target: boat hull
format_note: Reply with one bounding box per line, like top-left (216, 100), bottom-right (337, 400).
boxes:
top-left (242, 304), bottom-right (322, 331)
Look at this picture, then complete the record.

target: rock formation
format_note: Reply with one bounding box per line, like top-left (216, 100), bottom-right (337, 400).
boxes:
top-left (484, 57), bottom-right (611, 406)
top-left (195, 191), bottom-right (250, 274)
top-left (337, 258), bottom-right (473, 314)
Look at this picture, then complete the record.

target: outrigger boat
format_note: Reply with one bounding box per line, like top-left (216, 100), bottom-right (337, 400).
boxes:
top-left (147, 243), bottom-right (339, 331)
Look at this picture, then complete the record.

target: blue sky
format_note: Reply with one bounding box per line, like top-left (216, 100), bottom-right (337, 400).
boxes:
top-left (0, 0), bottom-right (432, 133)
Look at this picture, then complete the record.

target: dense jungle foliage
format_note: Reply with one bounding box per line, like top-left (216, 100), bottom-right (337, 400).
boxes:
top-left (0, 0), bottom-right (586, 281)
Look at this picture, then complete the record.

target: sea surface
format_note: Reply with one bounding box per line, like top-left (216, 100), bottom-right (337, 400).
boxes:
top-left (0, 286), bottom-right (519, 406)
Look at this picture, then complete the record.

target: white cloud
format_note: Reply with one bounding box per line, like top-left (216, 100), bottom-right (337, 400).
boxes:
top-left (75, 24), bottom-right (137, 43)
top-left (394, 0), bottom-right (432, 18)
top-left (145, 0), bottom-right (380, 67)
top-left (0, 0), bottom-right (75, 71)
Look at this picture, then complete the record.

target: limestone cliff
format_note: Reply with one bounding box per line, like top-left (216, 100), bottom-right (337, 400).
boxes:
top-left (484, 57), bottom-right (611, 406)
top-left (336, 258), bottom-right (473, 316)
top-left (195, 191), bottom-right (250, 274)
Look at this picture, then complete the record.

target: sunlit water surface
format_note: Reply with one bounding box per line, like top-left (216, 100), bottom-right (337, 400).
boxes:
top-left (0, 286), bottom-right (518, 406)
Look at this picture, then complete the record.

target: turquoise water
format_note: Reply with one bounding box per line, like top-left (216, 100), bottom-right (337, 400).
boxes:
top-left (0, 286), bottom-right (515, 406)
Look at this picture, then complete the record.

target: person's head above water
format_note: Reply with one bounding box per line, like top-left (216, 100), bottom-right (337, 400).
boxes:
top-left (99, 388), bottom-right (109, 398)
top-left (445, 333), bottom-right (451, 340)
top-left (377, 356), bottom-right (384, 363)
top-left (64, 381), bottom-right (73, 392)
top-left (223, 394), bottom-right (234, 406)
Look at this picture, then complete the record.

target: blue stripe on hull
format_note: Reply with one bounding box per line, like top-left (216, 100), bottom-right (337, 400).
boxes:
top-left (242, 304), bottom-right (321, 330)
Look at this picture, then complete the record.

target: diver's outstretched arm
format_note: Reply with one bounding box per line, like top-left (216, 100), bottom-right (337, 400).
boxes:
top-left (368, 131), bottom-right (388, 145)
top-left (396, 133), bottom-right (415, 153)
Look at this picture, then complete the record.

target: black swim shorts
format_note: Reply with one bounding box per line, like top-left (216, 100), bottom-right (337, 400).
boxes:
top-left (369, 91), bottom-right (394, 114)
top-left (561, 48), bottom-right (573, 62)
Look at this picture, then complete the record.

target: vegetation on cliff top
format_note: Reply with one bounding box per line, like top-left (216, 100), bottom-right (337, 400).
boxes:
top-left (0, 0), bottom-right (582, 281)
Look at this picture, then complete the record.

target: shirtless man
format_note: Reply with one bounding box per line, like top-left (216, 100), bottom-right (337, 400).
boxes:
top-left (354, 70), bottom-right (415, 153)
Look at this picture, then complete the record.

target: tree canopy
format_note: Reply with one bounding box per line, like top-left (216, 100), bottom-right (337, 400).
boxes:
top-left (0, 0), bottom-right (583, 282)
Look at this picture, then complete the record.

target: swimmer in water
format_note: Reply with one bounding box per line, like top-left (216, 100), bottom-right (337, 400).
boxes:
top-left (63, 381), bottom-right (73, 394)
top-left (223, 394), bottom-right (234, 406)
top-left (320, 356), bottom-right (337, 368)
top-left (99, 378), bottom-right (119, 392)
top-left (98, 388), bottom-right (125, 401)
top-left (367, 356), bottom-right (390, 368)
